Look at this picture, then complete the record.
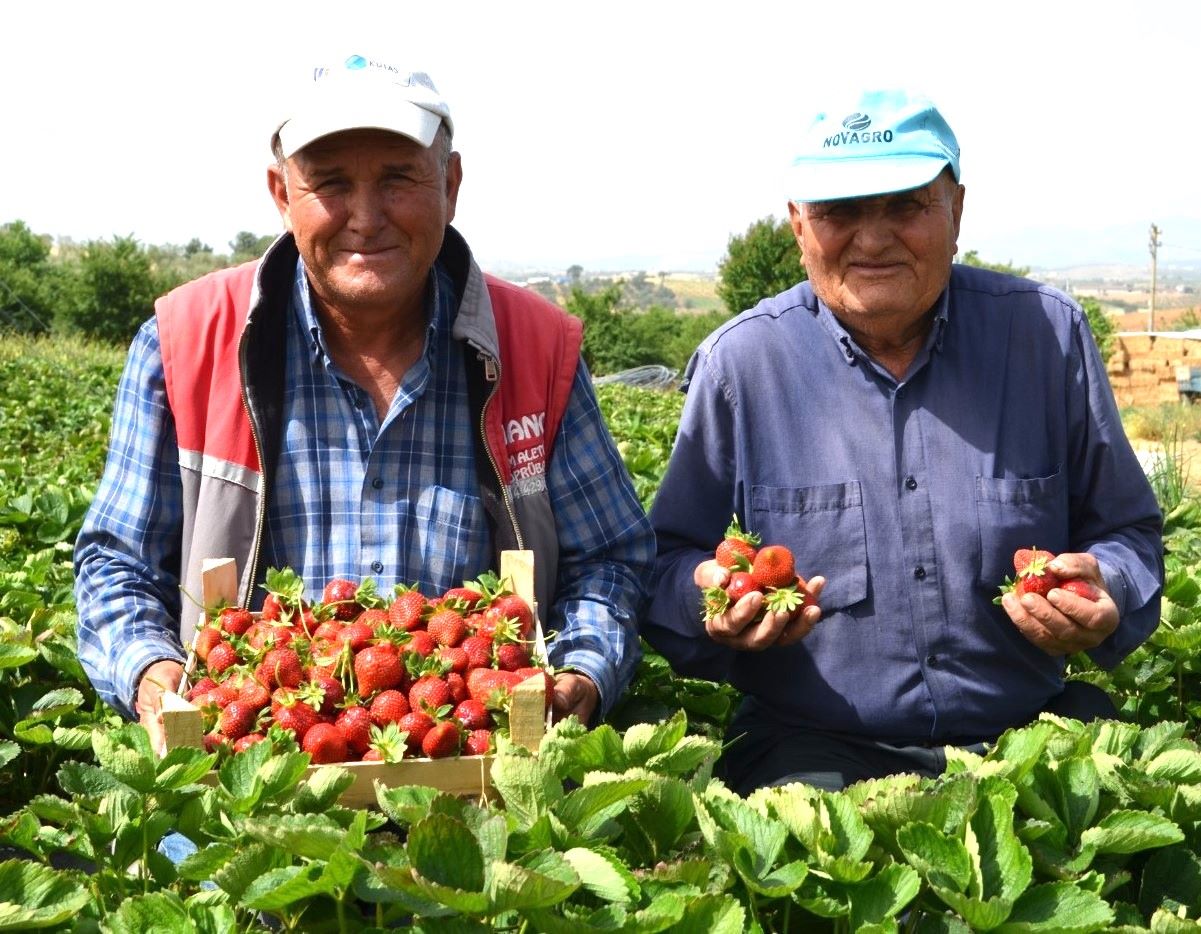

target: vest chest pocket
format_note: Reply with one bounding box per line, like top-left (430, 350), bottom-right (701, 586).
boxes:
top-left (974, 470), bottom-right (1068, 591)
top-left (750, 482), bottom-right (868, 612)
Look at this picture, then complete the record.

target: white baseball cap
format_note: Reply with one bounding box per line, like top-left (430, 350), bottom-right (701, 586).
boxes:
top-left (273, 54), bottom-right (453, 158)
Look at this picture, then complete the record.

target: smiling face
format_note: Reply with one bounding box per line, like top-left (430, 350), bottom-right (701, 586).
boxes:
top-left (789, 171), bottom-right (964, 331)
top-left (267, 127), bottom-right (461, 321)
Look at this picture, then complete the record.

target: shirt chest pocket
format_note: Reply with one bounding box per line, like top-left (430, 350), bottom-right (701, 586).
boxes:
top-left (974, 470), bottom-right (1068, 591)
top-left (750, 482), bottom-right (868, 612)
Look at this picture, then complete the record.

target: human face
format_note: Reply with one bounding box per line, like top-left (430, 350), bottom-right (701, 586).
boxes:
top-left (788, 172), bottom-right (964, 329)
top-left (267, 127), bottom-right (462, 320)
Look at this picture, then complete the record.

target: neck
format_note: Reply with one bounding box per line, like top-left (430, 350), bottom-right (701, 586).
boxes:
top-left (842, 308), bottom-right (936, 381)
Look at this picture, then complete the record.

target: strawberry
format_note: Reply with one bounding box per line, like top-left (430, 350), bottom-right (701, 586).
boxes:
top-left (437, 645), bottom-right (469, 674)
top-left (369, 689), bottom-right (411, 726)
top-left (364, 722), bottom-right (409, 762)
top-left (387, 585), bottom-right (428, 632)
top-left (453, 699), bottom-right (493, 731)
top-left (442, 584), bottom-right (484, 609)
top-left (232, 733), bottom-right (267, 754)
top-left (1013, 548), bottom-right (1061, 598)
top-left (495, 642), bottom-right (532, 672)
top-left (1013, 548), bottom-right (1056, 575)
top-left (751, 545), bottom-right (797, 590)
top-left (355, 608), bottom-right (389, 633)
top-left (217, 606), bottom-right (254, 637)
top-left (302, 722), bottom-right (348, 764)
top-left (354, 643), bottom-right (405, 696)
top-left (463, 728), bottom-right (493, 756)
top-left (398, 711), bottom-right (435, 754)
top-left (334, 705), bottom-right (374, 756)
top-left (256, 647), bottom-right (303, 691)
top-left (273, 695), bottom-right (321, 743)
top-left (403, 630), bottom-right (437, 658)
top-left (483, 593), bottom-right (536, 642)
top-left (340, 620), bottom-right (375, 653)
top-left (186, 676), bottom-right (218, 701)
top-left (409, 675), bottom-right (453, 714)
top-left (446, 671), bottom-right (469, 704)
top-left (205, 640), bottom-right (240, 675)
top-left (467, 667), bottom-right (522, 706)
top-left (218, 700), bottom-right (261, 740)
top-left (421, 720), bottom-right (462, 759)
top-left (236, 676), bottom-right (272, 709)
top-left (322, 578), bottom-right (362, 621)
top-left (193, 626), bottom-right (223, 663)
top-left (715, 514), bottom-right (761, 569)
top-left (726, 571), bottom-right (759, 604)
top-left (1059, 578), bottom-right (1101, 601)
top-left (203, 732), bottom-right (231, 755)
top-left (427, 603), bottom-right (467, 647)
top-left (461, 634), bottom-right (494, 670)
top-left (261, 567), bottom-right (306, 623)
top-left (308, 672), bottom-right (345, 716)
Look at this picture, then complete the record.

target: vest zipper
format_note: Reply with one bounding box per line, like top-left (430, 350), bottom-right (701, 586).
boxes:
top-left (479, 353), bottom-right (524, 550)
top-left (239, 346), bottom-right (269, 608)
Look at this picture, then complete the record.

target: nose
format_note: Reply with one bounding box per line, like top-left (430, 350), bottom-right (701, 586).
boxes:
top-left (850, 206), bottom-right (898, 254)
top-left (344, 183), bottom-right (387, 236)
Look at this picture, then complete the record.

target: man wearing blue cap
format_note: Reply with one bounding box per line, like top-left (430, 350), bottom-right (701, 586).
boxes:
top-left (643, 90), bottom-right (1163, 794)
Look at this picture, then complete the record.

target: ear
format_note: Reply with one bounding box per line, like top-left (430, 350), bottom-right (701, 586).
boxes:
top-left (443, 151), bottom-right (463, 224)
top-left (267, 162), bottom-right (293, 232)
top-left (950, 183), bottom-right (965, 254)
top-left (787, 201), bottom-right (805, 252)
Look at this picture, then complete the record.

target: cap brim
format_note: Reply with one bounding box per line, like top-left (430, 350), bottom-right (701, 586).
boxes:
top-left (277, 103), bottom-right (442, 158)
top-left (790, 154), bottom-right (950, 203)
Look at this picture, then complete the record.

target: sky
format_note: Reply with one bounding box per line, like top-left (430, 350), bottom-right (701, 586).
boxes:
top-left (4, 0), bottom-right (1201, 275)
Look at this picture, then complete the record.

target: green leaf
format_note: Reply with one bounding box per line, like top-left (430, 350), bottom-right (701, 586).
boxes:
top-left (292, 764), bottom-right (354, 812)
top-left (621, 711), bottom-right (688, 766)
top-left (848, 863), bottom-right (922, 928)
top-left (0, 860), bottom-right (92, 929)
top-left (1137, 846), bottom-right (1201, 919)
top-left (375, 784), bottom-right (441, 827)
top-left (562, 846), bottom-right (640, 903)
top-left (643, 735), bottom-right (720, 776)
top-left (1080, 809), bottom-right (1185, 854)
top-left (968, 778), bottom-right (1033, 904)
top-left (408, 814), bottom-right (485, 893)
top-left (104, 891), bottom-right (192, 934)
top-left (674, 893), bottom-right (746, 934)
top-left (241, 812), bottom-right (349, 861)
top-left (558, 777), bottom-right (651, 832)
top-left (0, 642), bottom-right (38, 669)
top-left (1144, 748), bottom-right (1201, 784)
top-left (491, 753), bottom-right (562, 828)
top-left (241, 863), bottom-right (329, 911)
top-left (0, 741), bottom-right (18, 769)
top-left (995, 881), bottom-right (1115, 932)
top-left (91, 724), bottom-right (157, 793)
top-left (212, 842), bottom-right (279, 903)
top-left (155, 746), bottom-right (218, 790)
top-left (27, 687), bottom-right (84, 720)
top-left (897, 821), bottom-right (973, 892)
top-left (627, 777), bottom-right (695, 856)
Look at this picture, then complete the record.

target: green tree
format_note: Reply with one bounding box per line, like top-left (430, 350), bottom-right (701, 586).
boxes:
top-left (229, 231), bottom-right (276, 263)
top-left (958, 250), bottom-right (1030, 278)
top-left (1077, 295), bottom-right (1116, 364)
top-left (716, 216), bottom-right (804, 315)
top-left (62, 235), bottom-right (162, 344)
top-left (0, 220), bottom-right (60, 333)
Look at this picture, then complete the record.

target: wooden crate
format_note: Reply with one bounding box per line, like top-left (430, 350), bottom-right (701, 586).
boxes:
top-left (160, 551), bottom-right (549, 806)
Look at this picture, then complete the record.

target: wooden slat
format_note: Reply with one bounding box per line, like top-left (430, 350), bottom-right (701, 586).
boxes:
top-left (160, 691), bottom-right (204, 752)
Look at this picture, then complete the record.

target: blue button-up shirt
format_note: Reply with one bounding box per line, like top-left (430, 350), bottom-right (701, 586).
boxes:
top-left (644, 264), bottom-right (1163, 744)
top-left (76, 260), bottom-right (654, 720)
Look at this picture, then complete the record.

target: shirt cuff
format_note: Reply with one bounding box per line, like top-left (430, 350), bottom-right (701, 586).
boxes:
top-left (120, 640), bottom-right (188, 721)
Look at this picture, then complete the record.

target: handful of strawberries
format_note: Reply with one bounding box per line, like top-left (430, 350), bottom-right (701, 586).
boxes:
top-left (186, 568), bottom-right (552, 764)
top-left (701, 516), bottom-right (817, 622)
top-left (996, 547), bottom-right (1101, 602)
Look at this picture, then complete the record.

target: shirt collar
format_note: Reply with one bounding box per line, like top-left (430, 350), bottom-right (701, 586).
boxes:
top-left (814, 284), bottom-right (951, 367)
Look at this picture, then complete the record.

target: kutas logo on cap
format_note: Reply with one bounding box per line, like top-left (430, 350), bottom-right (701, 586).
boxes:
top-left (841, 113), bottom-right (872, 131)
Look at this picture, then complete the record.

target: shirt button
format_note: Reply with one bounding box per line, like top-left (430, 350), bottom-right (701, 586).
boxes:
top-left (914, 566), bottom-right (926, 580)
top-left (926, 654), bottom-right (939, 667)
top-left (371, 560), bottom-right (384, 574)
top-left (371, 477), bottom-right (384, 490)
top-left (905, 475), bottom-right (917, 490)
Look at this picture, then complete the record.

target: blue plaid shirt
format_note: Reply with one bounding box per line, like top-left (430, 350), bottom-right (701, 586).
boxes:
top-left (75, 260), bottom-right (654, 720)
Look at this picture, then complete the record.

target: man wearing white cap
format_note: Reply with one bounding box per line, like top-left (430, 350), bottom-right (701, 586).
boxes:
top-left (644, 89), bottom-right (1163, 793)
top-left (75, 55), bottom-right (656, 750)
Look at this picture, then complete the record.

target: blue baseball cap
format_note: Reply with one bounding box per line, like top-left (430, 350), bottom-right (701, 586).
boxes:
top-left (789, 90), bottom-right (960, 203)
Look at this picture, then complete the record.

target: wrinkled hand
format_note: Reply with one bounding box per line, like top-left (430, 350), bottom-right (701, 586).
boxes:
top-left (552, 671), bottom-right (600, 725)
top-left (134, 659), bottom-right (185, 756)
top-left (1000, 552), bottom-right (1118, 656)
top-left (694, 559), bottom-right (825, 651)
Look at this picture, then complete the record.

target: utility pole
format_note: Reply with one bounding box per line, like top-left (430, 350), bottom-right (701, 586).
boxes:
top-left (1149, 223), bottom-right (1162, 332)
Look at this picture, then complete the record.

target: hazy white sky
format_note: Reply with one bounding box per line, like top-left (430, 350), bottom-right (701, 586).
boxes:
top-left (4, 0), bottom-right (1200, 273)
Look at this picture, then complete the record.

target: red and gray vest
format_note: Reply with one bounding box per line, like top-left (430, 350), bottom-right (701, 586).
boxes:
top-left (156, 228), bottom-right (581, 641)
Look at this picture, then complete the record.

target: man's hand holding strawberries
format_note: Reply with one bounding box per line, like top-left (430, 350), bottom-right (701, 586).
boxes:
top-left (997, 548), bottom-right (1118, 656)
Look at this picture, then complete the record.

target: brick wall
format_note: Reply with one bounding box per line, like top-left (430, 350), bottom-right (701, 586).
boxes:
top-left (1106, 332), bottom-right (1201, 407)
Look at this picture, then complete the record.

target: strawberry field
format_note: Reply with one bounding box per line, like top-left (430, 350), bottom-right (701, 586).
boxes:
top-left (4, 333), bottom-right (1201, 931)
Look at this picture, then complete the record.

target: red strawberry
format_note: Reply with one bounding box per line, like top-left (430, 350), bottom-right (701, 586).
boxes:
top-left (446, 671), bottom-right (469, 704)
top-left (232, 733), bottom-right (267, 754)
top-left (369, 689), bottom-right (411, 726)
top-left (714, 515), bottom-right (761, 569)
top-left (403, 630), bottom-right (437, 658)
top-left (1059, 578), bottom-right (1101, 601)
top-left (1014, 548), bottom-right (1056, 574)
top-left (421, 720), bottom-right (462, 759)
top-left (437, 645), bottom-right (469, 674)
top-left (495, 642), bottom-right (531, 672)
top-left (193, 626), bottom-right (223, 662)
top-left (273, 696), bottom-right (321, 742)
top-left (186, 676), bottom-right (218, 701)
top-left (205, 640), bottom-right (239, 675)
top-left (363, 722), bottom-right (409, 762)
top-left (467, 668), bottom-right (522, 706)
top-left (203, 732), bottom-right (231, 755)
top-left (308, 672), bottom-right (345, 716)
top-left (725, 571), bottom-right (759, 603)
top-left (442, 585), bottom-right (484, 609)
top-left (355, 609), bottom-right (389, 633)
top-left (302, 722), bottom-right (348, 764)
top-left (261, 567), bottom-right (305, 623)
top-left (427, 604), bottom-right (467, 647)
top-left (334, 705), bottom-right (373, 756)
top-left (453, 699), bottom-right (493, 731)
top-left (461, 634), bottom-right (494, 670)
top-left (1013, 548), bottom-right (1061, 598)
top-left (750, 545), bottom-right (797, 590)
top-left (464, 728), bottom-right (493, 756)
top-left (409, 675), bottom-right (453, 714)
top-left (483, 593), bottom-right (536, 641)
top-left (236, 676), bottom-right (272, 709)
top-left (399, 711), bottom-right (435, 754)
top-left (387, 585), bottom-right (428, 631)
top-left (218, 700), bottom-right (261, 740)
top-left (256, 647), bottom-right (303, 691)
top-left (354, 643), bottom-right (405, 697)
top-left (322, 578), bottom-right (361, 621)
top-left (217, 606), bottom-right (254, 637)
top-left (340, 620), bottom-right (374, 653)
